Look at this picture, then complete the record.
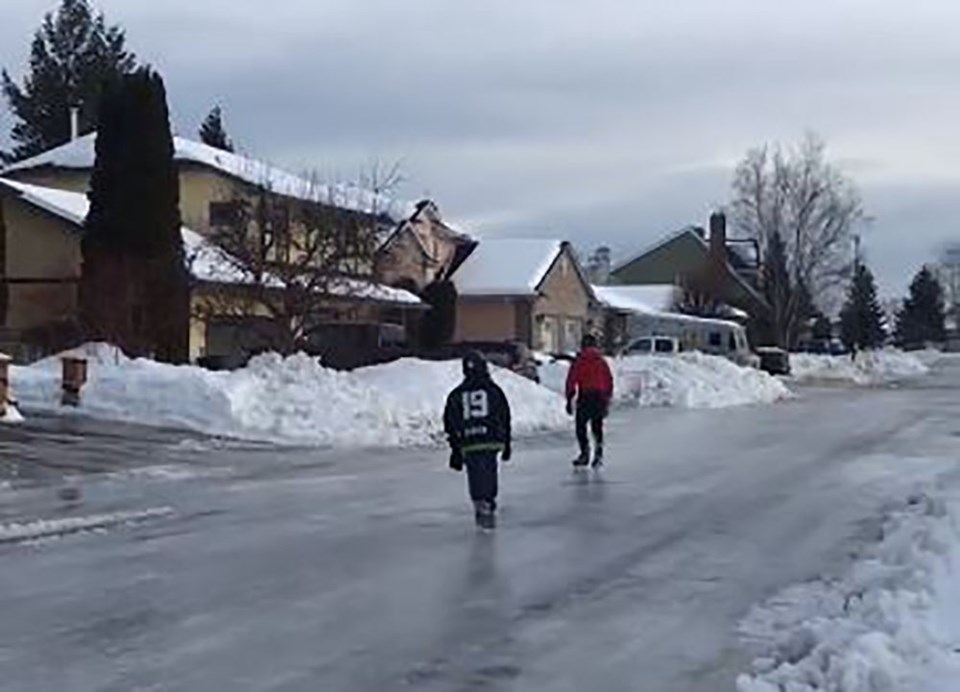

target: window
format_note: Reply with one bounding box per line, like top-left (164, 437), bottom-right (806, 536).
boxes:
top-left (564, 319), bottom-right (582, 353)
top-left (629, 338), bottom-right (653, 354)
top-left (729, 333), bottom-right (737, 351)
top-left (708, 332), bottom-right (722, 347)
top-left (209, 201), bottom-right (242, 227)
top-left (655, 338), bottom-right (675, 354)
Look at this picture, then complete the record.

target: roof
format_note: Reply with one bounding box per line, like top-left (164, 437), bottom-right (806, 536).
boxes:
top-left (452, 238), bottom-right (565, 296)
top-left (593, 284), bottom-right (742, 329)
top-left (0, 177), bottom-right (420, 305)
top-left (611, 225), bottom-right (768, 313)
top-left (592, 284), bottom-right (678, 313)
top-left (2, 133), bottom-right (416, 223)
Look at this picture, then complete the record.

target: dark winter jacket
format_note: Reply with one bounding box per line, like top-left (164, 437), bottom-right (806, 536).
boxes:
top-left (565, 347), bottom-right (614, 403)
top-left (444, 371), bottom-right (512, 455)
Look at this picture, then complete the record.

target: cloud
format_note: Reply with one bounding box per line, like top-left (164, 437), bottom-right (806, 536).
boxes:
top-left (2, 0), bottom-right (959, 296)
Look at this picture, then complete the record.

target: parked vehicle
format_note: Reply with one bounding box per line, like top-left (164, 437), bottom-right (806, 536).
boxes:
top-left (756, 347), bottom-right (791, 375)
top-left (622, 336), bottom-right (680, 356)
top-left (624, 313), bottom-right (758, 367)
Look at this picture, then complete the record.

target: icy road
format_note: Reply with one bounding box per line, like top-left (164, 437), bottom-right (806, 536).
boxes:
top-left (1, 359), bottom-right (959, 692)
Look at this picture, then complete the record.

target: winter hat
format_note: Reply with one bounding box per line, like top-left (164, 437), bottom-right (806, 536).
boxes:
top-left (581, 333), bottom-right (598, 349)
top-left (462, 350), bottom-right (489, 378)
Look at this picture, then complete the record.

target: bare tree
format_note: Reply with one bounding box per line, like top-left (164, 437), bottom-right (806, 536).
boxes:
top-left (190, 167), bottom-right (404, 357)
top-left (731, 134), bottom-right (864, 344)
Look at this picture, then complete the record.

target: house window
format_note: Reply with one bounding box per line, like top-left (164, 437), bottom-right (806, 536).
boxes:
top-left (563, 319), bottom-right (581, 354)
top-left (209, 201), bottom-right (242, 227)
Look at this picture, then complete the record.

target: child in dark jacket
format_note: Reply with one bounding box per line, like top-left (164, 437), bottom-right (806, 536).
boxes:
top-left (565, 334), bottom-right (614, 468)
top-left (444, 351), bottom-right (512, 529)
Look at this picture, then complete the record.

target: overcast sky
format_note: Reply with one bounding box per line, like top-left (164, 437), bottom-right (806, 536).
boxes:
top-left (2, 0), bottom-right (959, 297)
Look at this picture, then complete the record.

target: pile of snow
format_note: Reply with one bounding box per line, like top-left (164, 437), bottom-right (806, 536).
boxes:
top-left (10, 346), bottom-right (566, 447)
top-left (790, 349), bottom-right (929, 386)
top-left (737, 493), bottom-right (960, 691)
top-left (1, 404), bottom-right (24, 424)
top-left (540, 352), bottom-right (790, 409)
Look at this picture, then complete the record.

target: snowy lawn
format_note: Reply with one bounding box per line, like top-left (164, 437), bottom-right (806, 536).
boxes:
top-left (10, 344), bottom-right (566, 447)
top-left (790, 349), bottom-right (930, 386)
top-left (540, 352), bottom-right (791, 408)
top-left (737, 492), bottom-right (960, 692)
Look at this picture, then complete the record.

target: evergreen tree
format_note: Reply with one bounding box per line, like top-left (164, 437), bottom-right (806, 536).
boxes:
top-left (839, 263), bottom-right (886, 351)
top-left (420, 280), bottom-right (458, 349)
top-left (199, 105), bottom-right (234, 152)
top-left (2, 0), bottom-right (136, 160)
top-left (82, 68), bottom-right (188, 362)
top-left (894, 266), bottom-right (946, 348)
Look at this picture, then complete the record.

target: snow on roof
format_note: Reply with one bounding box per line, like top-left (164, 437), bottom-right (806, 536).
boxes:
top-left (0, 177), bottom-right (88, 226)
top-left (593, 284), bottom-right (679, 313)
top-left (593, 284), bottom-right (742, 328)
top-left (453, 238), bottom-right (564, 296)
top-left (3, 133), bottom-right (416, 222)
top-left (0, 178), bottom-right (420, 305)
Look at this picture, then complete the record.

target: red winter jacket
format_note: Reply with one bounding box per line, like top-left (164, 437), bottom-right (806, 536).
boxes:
top-left (565, 347), bottom-right (614, 403)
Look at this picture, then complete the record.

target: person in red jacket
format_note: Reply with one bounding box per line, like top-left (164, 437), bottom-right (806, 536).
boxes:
top-left (565, 333), bottom-right (614, 468)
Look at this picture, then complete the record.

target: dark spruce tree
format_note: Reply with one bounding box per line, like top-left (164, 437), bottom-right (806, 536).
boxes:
top-left (2, 0), bottom-right (136, 160)
top-left (895, 266), bottom-right (946, 349)
top-left (420, 280), bottom-right (458, 349)
top-left (82, 68), bottom-right (188, 362)
top-left (839, 263), bottom-right (886, 352)
top-left (199, 105), bottom-right (234, 152)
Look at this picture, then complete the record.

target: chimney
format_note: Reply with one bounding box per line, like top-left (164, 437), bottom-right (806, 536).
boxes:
top-left (69, 107), bottom-right (80, 141)
top-left (709, 211), bottom-right (726, 260)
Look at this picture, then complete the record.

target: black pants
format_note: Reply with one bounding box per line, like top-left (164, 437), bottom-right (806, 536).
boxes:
top-left (464, 451), bottom-right (499, 509)
top-left (576, 391), bottom-right (607, 455)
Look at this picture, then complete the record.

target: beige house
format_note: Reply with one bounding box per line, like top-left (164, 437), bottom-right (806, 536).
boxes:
top-left (0, 135), bottom-right (428, 363)
top-left (451, 239), bottom-right (596, 354)
top-left (375, 200), bottom-right (475, 292)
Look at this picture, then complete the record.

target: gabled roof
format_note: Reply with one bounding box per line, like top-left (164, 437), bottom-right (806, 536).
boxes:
top-left (611, 225), bottom-right (768, 311)
top-left (0, 177), bottom-right (420, 305)
top-left (2, 133), bottom-right (416, 223)
top-left (452, 238), bottom-right (566, 296)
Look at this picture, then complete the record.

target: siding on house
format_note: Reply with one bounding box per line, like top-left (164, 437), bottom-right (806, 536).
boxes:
top-left (610, 232), bottom-right (705, 285)
top-left (454, 300), bottom-right (518, 343)
top-left (0, 194), bottom-right (80, 330)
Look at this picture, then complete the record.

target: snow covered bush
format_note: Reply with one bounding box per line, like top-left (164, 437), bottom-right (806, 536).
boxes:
top-left (540, 352), bottom-right (790, 409)
top-left (10, 346), bottom-right (566, 447)
top-left (790, 349), bottom-right (929, 386)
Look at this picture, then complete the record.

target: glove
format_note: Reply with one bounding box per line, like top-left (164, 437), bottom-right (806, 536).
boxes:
top-left (565, 399), bottom-right (574, 416)
top-left (501, 443), bottom-right (512, 462)
top-left (449, 447), bottom-right (464, 471)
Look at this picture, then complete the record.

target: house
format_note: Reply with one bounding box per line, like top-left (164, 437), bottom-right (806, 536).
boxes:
top-left (609, 212), bottom-right (769, 323)
top-left (0, 134), bottom-right (429, 363)
top-left (451, 239), bottom-right (595, 354)
top-left (375, 199), bottom-right (475, 292)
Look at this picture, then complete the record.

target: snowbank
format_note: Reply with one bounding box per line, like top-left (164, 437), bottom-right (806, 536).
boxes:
top-left (540, 353), bottom-right (791, 409)
top-left (790, 349), bottom-right (930, 386)
top-left (737, 493), bottom-right (960, 692)
top-left (11, 346), bottom-right (566, 447)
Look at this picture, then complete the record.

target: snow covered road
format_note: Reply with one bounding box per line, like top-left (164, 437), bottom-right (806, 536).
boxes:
top-left (0, 360), bottom-right (958, 691)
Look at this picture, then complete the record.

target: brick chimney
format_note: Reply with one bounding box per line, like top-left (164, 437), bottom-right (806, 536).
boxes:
top-left (709, 211), bottom-right (726, 261)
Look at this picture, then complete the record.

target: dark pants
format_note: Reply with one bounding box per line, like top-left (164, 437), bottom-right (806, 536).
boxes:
top-left (465, 451), bottom-right (499, 510)
top-left (576, 391), bottom-right (607, 455)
